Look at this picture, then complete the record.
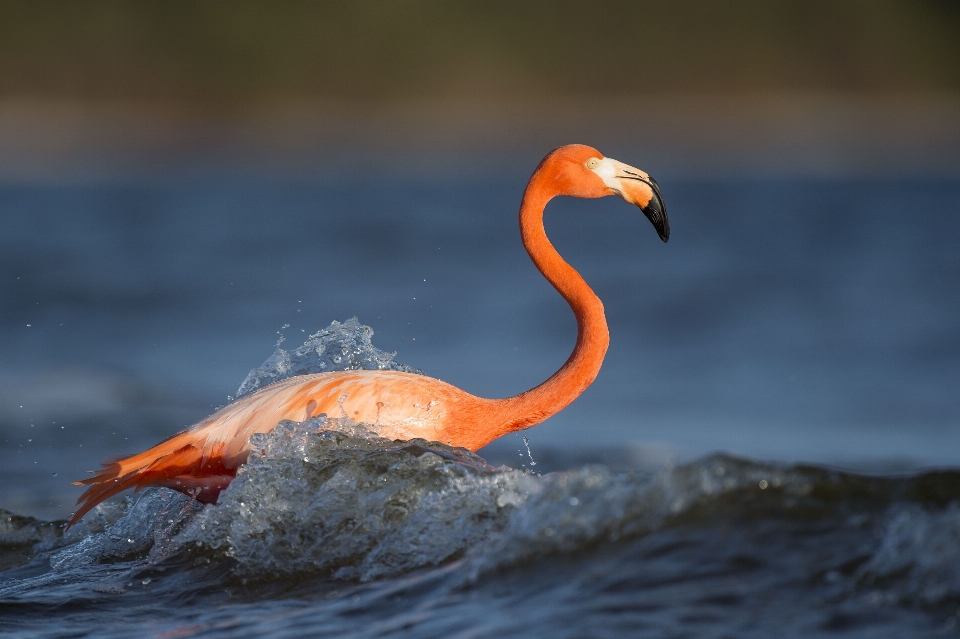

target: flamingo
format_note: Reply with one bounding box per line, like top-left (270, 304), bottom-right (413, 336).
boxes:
top-left (69, 144), bottom-right (669, 527)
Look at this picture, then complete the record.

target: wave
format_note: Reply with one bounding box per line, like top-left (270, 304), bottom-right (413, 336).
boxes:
top-left (4, 416), bottom-right (960, 614)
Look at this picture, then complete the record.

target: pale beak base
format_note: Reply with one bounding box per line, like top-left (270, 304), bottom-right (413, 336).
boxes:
top-left (593, 157), bottom-right (670, 243)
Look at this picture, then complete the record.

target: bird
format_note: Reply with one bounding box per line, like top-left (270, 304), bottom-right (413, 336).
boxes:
top-left (69, 144), bottom-right (669, 527)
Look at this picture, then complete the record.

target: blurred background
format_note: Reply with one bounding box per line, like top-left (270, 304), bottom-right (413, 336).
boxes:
top-left (1, 1), bottom-right (958, 519)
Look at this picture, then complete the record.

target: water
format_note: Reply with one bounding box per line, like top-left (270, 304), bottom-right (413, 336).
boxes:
top-left (2, 320), bottom-right (960, 637)
top-left (4, 419), bottom-right (960, 637)
top-left (234, 317), bottom-right (423, 399)
top-left (1, 175), bottom-right (959, 635)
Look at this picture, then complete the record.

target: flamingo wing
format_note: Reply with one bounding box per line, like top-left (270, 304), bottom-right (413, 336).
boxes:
top-left (69, 371), bottom-right (461, 526)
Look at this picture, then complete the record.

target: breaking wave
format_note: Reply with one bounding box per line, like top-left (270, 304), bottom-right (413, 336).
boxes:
top-left (4, 417), bottom-right (960, 615)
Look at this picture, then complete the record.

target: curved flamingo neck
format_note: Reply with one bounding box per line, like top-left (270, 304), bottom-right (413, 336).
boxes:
top-left (488, 169), bottom-right (609, 440)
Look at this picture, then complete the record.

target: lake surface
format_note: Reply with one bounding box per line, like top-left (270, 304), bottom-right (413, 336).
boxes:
top-left (1, 174), bottom-right (958, 636)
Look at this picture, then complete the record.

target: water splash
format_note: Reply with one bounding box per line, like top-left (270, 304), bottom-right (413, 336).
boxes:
top-left (520, 434), bottom-right (541, 477)
top-left (521, 435), bottom-right (536, 465)
top-left (856, 503), bottom-right (960, 605)
top-left (178, 416), bottom-right (529, 581)
top-left (236, 318), bottom-right (422, 397)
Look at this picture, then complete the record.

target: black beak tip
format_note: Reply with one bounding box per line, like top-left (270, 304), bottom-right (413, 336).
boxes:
top-left (641, 196), bottom-right (670, 243)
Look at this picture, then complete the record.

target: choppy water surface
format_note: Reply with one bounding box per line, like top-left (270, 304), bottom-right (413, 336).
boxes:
top-left (3, 322), bottom-right (960, 638)
top-left (4, 424), bottom-right (960, 637)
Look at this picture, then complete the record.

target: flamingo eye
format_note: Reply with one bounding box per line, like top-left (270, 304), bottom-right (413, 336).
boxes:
top-left (585, 158), bottom-right (600, 169)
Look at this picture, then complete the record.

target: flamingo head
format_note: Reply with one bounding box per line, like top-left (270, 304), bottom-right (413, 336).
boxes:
top-left (543, 144), bottom-right (670, 243)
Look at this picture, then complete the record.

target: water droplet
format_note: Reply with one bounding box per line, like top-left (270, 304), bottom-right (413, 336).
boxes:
top-left (758, 480), bottom-right (769, 490)
top-left (522, 435), bottom-right (537, 468)
top-left (569, 497), bottom-right (579, 506)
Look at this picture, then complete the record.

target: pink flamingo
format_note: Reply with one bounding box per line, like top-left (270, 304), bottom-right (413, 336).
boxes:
top-left (70, 144), bottom-right (668, 526)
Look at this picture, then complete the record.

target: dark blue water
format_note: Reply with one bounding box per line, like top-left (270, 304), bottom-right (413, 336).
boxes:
top-left (1, 175), bottom-right (959, 636)
top-left (4, 415), bottom-right (960, 638)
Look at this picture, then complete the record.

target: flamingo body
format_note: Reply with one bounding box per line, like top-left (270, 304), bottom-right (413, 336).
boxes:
top-left (70, 144), bottom-right (669, 527)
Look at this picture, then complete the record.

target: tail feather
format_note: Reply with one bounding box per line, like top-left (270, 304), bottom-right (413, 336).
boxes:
top-left (68, 430), bottom-right (232, 528)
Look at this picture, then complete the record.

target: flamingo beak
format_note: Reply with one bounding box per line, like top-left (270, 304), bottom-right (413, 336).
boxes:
top-left (594, 158), bottom-right (670, 243)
